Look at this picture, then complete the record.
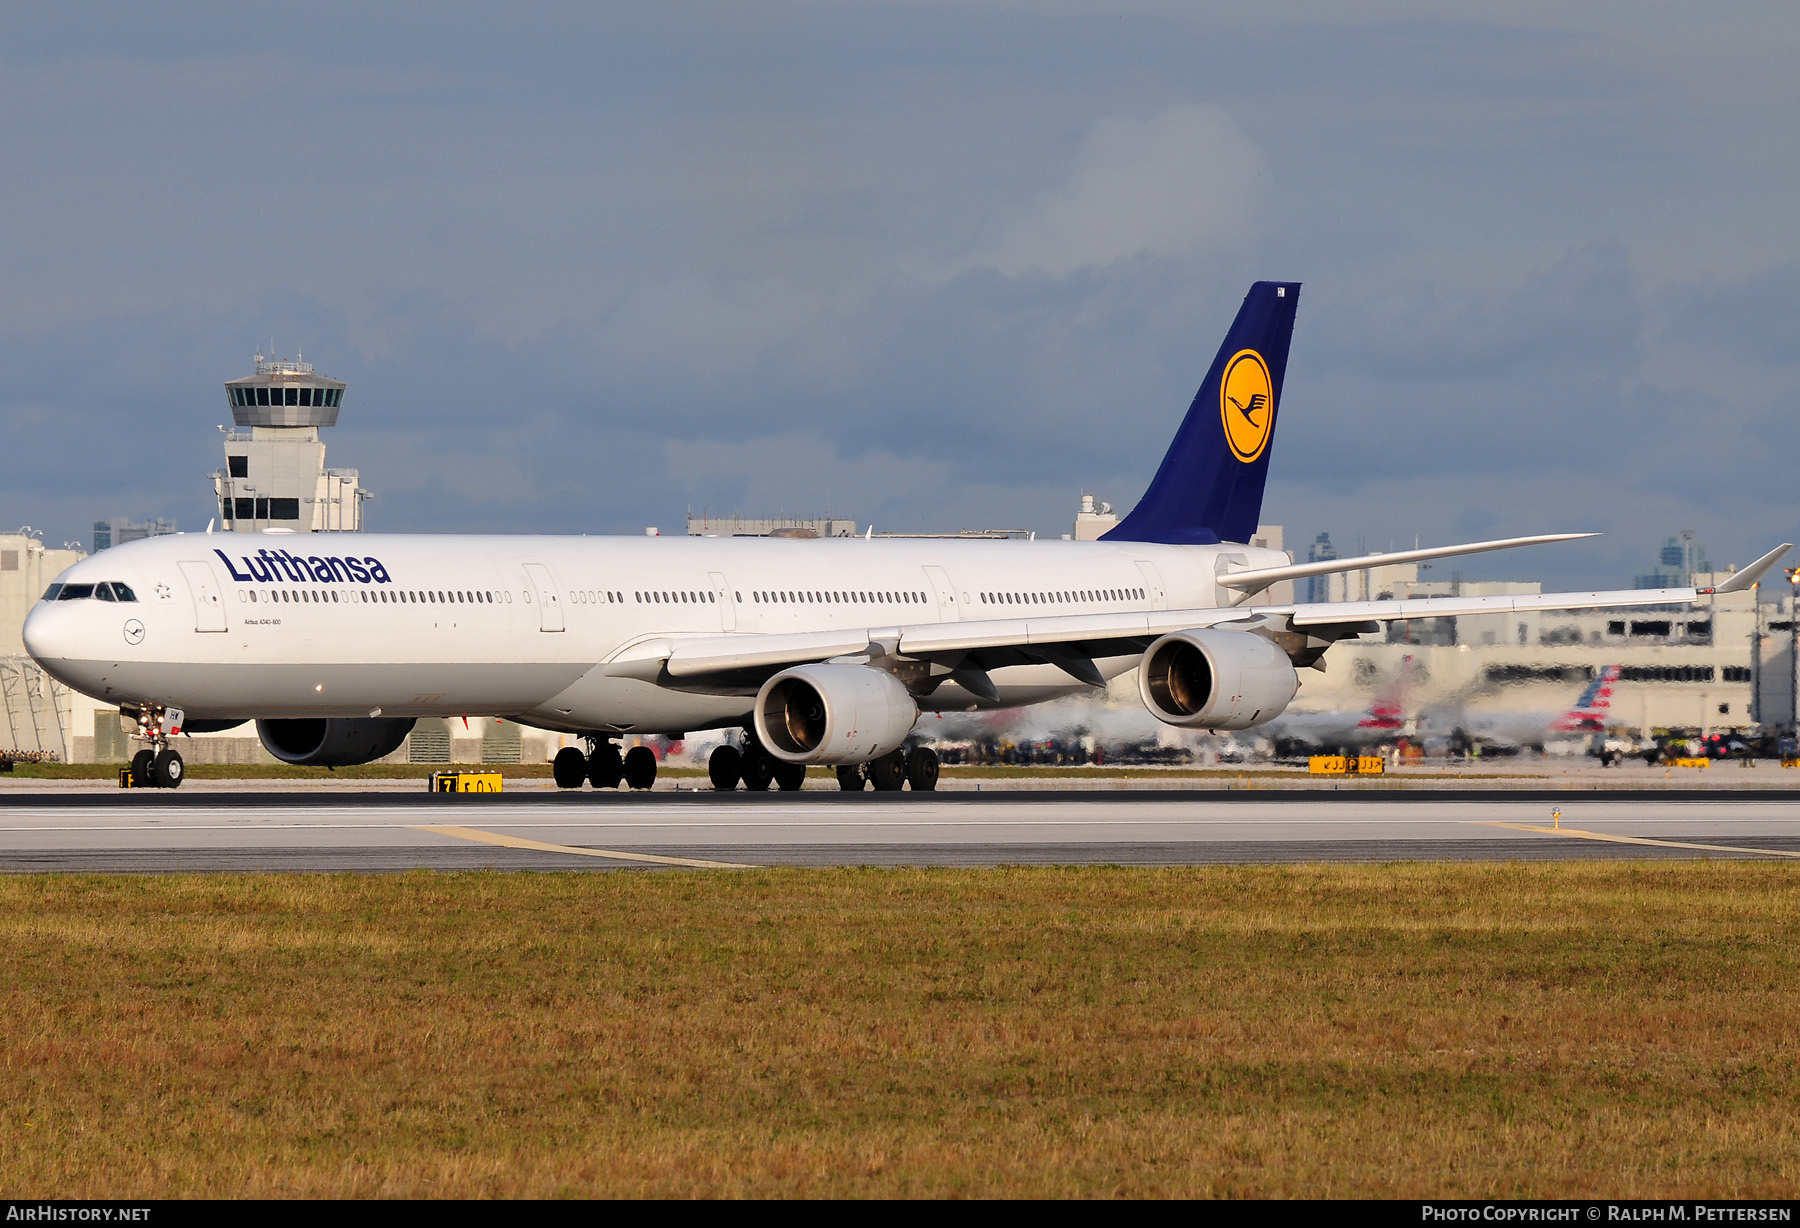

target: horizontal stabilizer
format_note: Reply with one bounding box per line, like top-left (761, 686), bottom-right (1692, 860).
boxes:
top-left (1218, 532), bottom-right (1595, 594)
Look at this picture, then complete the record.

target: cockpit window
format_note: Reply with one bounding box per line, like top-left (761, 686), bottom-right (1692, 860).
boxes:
top-left (95, 583), bottom-right (116, 602)
top-left (58, 584), bottom-right (95, 600)
top-left (111, 582), bottom-right (138, 602)
top-left (41, 583), bottom-right (62, 602)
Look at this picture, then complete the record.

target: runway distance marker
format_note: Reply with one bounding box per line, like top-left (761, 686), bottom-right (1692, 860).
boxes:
top-left (411, 824), bottom-right (757, 870)
top-left (1476, 821), bottom-right (1800, 860)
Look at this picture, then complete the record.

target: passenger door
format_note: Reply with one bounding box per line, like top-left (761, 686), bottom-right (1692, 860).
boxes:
top-left (1134, 560), bottom-right (1169, 611)
top-left (922, 565), bottom-right (960, 621)
top-left (709, 572), bottom-right (737, 631)
top-left (522, 563), bottom-right (564, 632)
top-left (177, 560), bottom-right (228, 632)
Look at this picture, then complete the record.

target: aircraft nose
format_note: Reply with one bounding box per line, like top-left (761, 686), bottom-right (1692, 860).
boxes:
top-left (21, 601), bottom-right (72, 663)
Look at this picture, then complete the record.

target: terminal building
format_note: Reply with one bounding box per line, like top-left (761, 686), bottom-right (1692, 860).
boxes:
top-left (92, 515), bottom-right (176, 554)
top-left (0, 530), bottom-right (85, 761)
top-left (212, 353), bottom-right (367, 533)
top-left (1278, 531), bottom-right (1797, 743)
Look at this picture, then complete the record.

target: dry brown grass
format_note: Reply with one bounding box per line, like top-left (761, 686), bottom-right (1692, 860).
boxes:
top-left (0, 863), bottom-right (1798, 1197)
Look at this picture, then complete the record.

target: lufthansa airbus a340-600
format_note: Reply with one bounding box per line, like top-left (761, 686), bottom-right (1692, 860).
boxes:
top-left (22, 282), bottom-right (1792, 791)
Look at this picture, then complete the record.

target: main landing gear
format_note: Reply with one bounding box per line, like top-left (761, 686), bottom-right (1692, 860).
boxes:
top-left (122, 703), bottom-right (184, 789)
top-left (553, 738), bottom-right (658, 791)
top-left (840, 746), bottom-right (936, 792)
top-left (706, 737), bottom-right (804, 791)
top-left (708, 736), bottom-right (938, 793)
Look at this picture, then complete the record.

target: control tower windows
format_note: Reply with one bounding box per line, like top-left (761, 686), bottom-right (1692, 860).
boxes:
top-left (227, 455), bottom-right (248, 478)
top-left (233, 497), bottom-right (301, 520)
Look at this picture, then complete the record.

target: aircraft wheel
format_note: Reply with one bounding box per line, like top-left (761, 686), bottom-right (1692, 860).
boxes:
top-left (835, 764), bottom-right (867, 792)
top-left (708, 745), bottom-right (742, 790)
top-left (740, 746), bottom-right (775, 792)
top-left (622, 745), bottom-right (658, 790)
top-left (151, 749), bottom-right (184, 790)
top-left (129, 748), bottom-right (155, 788)
top-left (867, 750), bottom-right (907, 792)
top-left (773, 761), bottom-right (807, 792)
top-left (588, 743), bottom-right (624, 789)
top-left (905, 746), bottom-right (939, 792)
top-left (552, 746), bottom-right (587, 789)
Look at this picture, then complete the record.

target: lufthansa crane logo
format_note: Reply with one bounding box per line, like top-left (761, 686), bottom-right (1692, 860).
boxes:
top-left (1219, 348), bottom-right (1274, 463)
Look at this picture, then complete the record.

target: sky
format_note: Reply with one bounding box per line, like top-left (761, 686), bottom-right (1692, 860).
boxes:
top-left (3, 2), bottom-right (1796, 591)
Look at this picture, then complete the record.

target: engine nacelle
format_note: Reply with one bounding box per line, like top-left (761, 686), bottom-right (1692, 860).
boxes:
top-left (1138, 629), bottom-right (1299, 730)
top-left (754, 664), bottom-right (919, 765)
top-left (257, 717), bottom-right (417, 767)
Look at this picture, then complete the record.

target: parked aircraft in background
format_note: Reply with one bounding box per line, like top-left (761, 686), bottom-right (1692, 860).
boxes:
top-left (1436, 664), bottom-right (1624, 752)
top-left (22, 282), bottom-right (1789, 790)
top-left (1262, 654), bottom-right (1426, 753)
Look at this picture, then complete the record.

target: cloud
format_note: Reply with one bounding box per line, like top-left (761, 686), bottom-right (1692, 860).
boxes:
top-left (968, 105), bottom-right (1264, 278)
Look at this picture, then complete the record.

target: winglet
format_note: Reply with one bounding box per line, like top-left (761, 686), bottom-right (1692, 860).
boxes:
top-left (1705, 543), bottom-right (1794, 594)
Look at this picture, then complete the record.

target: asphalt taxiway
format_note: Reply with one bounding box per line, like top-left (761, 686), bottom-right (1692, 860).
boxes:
top-left (1, 789), bottom-right (1799, 871)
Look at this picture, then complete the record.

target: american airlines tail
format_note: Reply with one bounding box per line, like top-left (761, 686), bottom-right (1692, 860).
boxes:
top-left (1549, 665), bottom-right (1621, 734)
top-left (1104, 281), bottom-right (1300, 546)
top-left (1357, 654), bottom-right (1422, 733)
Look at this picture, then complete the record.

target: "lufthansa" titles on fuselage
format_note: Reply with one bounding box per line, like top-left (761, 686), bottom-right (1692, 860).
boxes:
top-left (214, 547), bottom-right (394, 586)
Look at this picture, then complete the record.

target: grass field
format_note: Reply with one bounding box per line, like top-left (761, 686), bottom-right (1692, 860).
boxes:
top-left (2, 863), bottom-right (1798, 1197)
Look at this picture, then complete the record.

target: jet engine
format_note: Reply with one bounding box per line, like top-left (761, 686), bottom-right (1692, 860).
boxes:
top-left (754, 664), bottom-right (919, 765)
top-left (1138, 629), bottom-right (1299, 730)
top-left (256, 717), bottom-right (418, 767)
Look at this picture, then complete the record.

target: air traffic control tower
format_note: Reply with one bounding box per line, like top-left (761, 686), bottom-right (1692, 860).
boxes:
top-left (211, 353), bottom-right (368, 533)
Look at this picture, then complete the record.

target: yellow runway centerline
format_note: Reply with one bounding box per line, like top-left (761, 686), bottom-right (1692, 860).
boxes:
top-left (1477, 821), bottom-right (1800, 860)
top-left (411, 825), bottom-right (756, 870)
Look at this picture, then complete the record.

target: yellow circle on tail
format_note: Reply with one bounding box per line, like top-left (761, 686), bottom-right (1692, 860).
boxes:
top-left (1219, 349), bottom-right (1274, 463)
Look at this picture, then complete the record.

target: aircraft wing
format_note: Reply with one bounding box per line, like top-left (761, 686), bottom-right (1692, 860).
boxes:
top-left (600, 579), bottom-right (1732, 691)
top-left (1285, 585), bottom-right (1701, 627)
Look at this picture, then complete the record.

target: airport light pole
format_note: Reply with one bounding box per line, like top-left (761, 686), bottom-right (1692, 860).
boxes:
top-left (1790, 568), bottom-right (1800, 737)
top-left (1752, 582), bottom-right (1763, 728)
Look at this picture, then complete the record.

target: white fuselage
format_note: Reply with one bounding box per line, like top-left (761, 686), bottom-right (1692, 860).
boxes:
top-left (22, 531), bottom-right (1285, 736)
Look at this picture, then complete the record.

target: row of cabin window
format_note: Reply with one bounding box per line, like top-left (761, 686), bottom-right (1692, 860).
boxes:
top-left (237, 588), bottom-right (514, 606)
top-left (636, 589), bottom-right (715, 605)
top-left (224, 497), bottom-right (301, 521)
top-left (44, 582), bottom-right (137, 602)
top-left (231, 386), bottom-right (342, 408)
top-left (981, 587), bottom-right (1142, 606)
top-left (754, 589), bottom-right (925, 605)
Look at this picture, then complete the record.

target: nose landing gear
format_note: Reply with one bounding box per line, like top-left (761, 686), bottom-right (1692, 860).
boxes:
top-left (121, 703), bottom-right (185, 789)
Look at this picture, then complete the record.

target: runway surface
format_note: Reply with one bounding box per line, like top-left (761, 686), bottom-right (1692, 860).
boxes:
top-left (2, 789), bottom-right (1800, 870)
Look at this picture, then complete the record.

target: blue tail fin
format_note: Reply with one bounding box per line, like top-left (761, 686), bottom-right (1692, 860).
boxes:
top-left (1103, 281), bottom-right (1300, 546)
